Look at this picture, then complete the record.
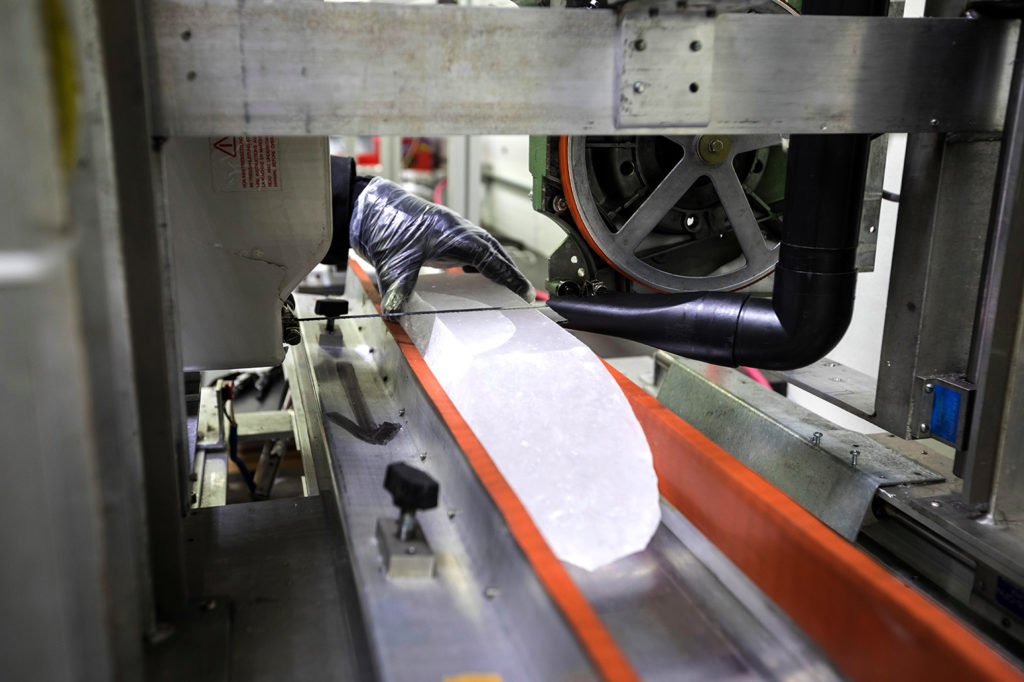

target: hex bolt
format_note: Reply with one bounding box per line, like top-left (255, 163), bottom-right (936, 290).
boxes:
top-left (708, 139), bottom-right (724, 154)
top-left (924, 383), bottom-right (935, 393)
top-left (551, 195), bottom-right (568, 213)
top-left (633, 81), bottom-right (647, 94)
top-left (850, 449), bottom-right (860, 466)
top-left (811, 431), bottom-right (823, 447)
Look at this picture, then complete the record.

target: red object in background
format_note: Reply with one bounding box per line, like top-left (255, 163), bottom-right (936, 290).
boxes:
top-left (355, 137), bottom-right (380, 166)
top-left (354, 137), bottom-right (439, 171)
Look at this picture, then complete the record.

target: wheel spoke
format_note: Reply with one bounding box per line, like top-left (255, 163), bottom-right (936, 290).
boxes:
top-left (728, 134), bottom-right (783, 156)
top-left (616, 159), bottom-right (702, 252)
top-left (709, 167), bottom-right (773, 269)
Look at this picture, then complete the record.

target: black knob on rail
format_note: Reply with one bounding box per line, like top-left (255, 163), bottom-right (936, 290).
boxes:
top-left (315, 298), bottom-right (349, 332)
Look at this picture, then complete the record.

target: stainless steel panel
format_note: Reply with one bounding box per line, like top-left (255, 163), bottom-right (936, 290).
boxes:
top-left (655, 354), bottom-right (942, 539)
top-left (1, 2), bottom-right (125, 679)
top-left (780, 356), bottom-right (878, 419)
top-left (102, 0), bottom-right (193, 617)
top-left (148, 3), bottom-right (1017, 135)
top-left (874, 134), bottom-right (999, 440)
top-left (617, 13), bottom-right (715, 127)
top-left (964, 33), bottom-right (1024, 508)
top-left (856, 133), bottom-right (889, 272)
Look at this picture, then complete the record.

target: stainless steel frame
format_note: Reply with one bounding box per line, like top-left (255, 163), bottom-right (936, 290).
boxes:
top-left (147, 2), bottom-right (1017, 135)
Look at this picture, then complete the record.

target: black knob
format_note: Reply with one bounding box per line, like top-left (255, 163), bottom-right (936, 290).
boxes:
top-left (315, 298), bottom-right (349, 317)
top-left (384, 462), bottom-right (439, 513)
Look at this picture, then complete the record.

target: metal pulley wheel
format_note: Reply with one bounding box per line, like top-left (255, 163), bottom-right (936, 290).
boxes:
top-left (559, 134), bottom-right (786, 293)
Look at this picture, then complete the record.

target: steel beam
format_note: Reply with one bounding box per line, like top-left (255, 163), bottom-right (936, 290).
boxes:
top-left (148, 3), bottom-right (1017, 135)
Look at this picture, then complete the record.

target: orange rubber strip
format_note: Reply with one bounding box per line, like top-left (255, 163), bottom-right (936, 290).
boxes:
top-left (604, 362), bottom-right (1023, 682)
top-left (349, 260), bottom-right (639, 682)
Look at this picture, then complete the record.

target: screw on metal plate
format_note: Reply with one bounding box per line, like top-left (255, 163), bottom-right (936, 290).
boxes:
top-left (419, 451), bottom-right (427, 462)
top-left (850, 449), bottom-right (860, 467)
top-left (447, 509), bottom-right (457, 520)
top-left (930, 500), bottom-right (942, 508)
top-left (634, 38), bottom-right (647, 51)
top-left (811, 432), bottom-right (823, 447)
top-left (399, 408), bottom-right (406, 417)
top-left (924, 383), bottom-right (935, 393)
top-left (633, 81), bottom-right (647, 94)
top-left (552, 195), bottom-right (568, 213)
top-left (920, 423), bottom-right (930, 433)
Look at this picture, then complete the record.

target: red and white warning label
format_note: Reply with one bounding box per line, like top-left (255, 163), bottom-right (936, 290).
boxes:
top-left (209, 136), bottom-right (281, 192)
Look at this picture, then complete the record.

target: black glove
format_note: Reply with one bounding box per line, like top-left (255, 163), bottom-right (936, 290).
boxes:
top-left (350, 177), bottom-right (533, 314)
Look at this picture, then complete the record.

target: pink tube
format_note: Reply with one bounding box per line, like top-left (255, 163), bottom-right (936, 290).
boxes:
top-left (742, 366), bottom-right (773, 389)
top-left (433, 177), bottom-right (448, 205)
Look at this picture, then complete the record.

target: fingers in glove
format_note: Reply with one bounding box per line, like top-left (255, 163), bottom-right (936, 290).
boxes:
top-left (445, 234), bottom-right (534, 302)
top-left (378, 267), bottom-right (422, 315)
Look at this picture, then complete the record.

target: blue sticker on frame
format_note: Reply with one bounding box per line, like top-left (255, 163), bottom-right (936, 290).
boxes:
top-left (930, 384), bottom-right (961, 443)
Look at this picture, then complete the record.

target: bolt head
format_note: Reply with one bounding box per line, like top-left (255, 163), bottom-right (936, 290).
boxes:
top-left (633, 81), bottom-right (646, 94)
top-left (634, 38), bottom-right (647, 51)
top-left (709, 139), bottom-right (724, 153)
top-left (924, 383), bottom-right (934, 393)
top-left (920, 423), bottom-right (930, 433)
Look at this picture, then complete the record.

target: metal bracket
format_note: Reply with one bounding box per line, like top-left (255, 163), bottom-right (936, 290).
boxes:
top-left (376, 518), bottom-right (436, 579)
top-left (616, 11), bottom-right (715, 128)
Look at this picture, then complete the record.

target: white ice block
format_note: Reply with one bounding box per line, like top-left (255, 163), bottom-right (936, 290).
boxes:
top-left (402, 274), bottom-right (661, 571)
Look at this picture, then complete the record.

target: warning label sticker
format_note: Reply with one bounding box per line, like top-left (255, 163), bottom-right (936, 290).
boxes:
top-left (209, 136), bottom-right (280, 192)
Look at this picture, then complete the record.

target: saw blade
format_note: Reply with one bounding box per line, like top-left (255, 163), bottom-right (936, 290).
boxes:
top-left (294, 303), bottom-right (548, 323)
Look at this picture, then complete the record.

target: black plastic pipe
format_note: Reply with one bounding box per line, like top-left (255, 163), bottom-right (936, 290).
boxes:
top-left (549, 0), bottom-right (881, 371)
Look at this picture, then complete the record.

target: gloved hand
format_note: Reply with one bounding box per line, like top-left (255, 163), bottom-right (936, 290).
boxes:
top-left (350, 177), bottom-right (534, 314)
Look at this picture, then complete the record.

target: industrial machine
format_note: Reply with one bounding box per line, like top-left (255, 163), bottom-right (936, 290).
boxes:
top-left (7, 0), bottom-right (1024, 681)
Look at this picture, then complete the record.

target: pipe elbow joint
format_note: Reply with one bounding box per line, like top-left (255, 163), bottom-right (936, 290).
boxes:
top-left (734, 270), bottom-right (856, 371)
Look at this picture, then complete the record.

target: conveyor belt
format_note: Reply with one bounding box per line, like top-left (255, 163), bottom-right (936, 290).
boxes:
top-left (296, 261), bottom-right (1018, 681)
